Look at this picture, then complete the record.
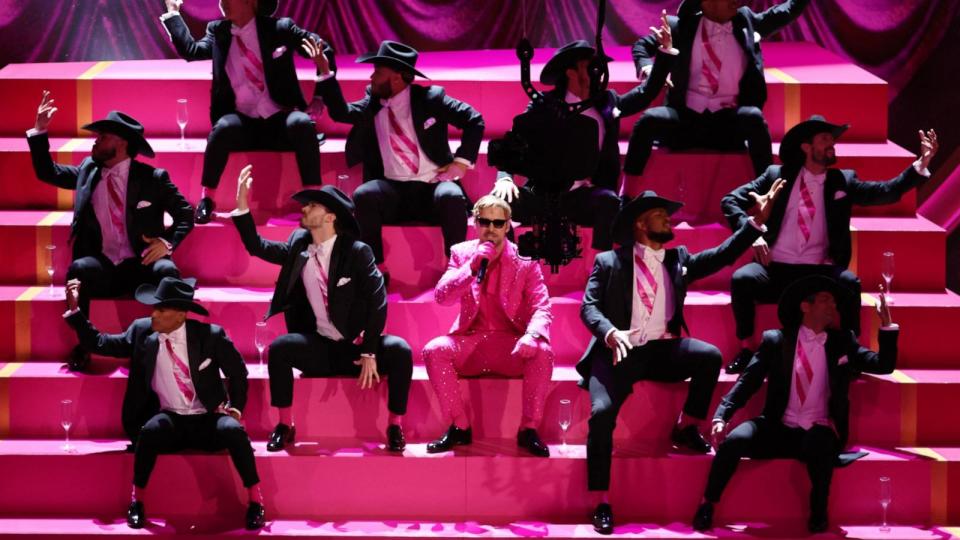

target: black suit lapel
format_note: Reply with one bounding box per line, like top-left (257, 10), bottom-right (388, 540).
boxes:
top-left (124, 161), bottom-right (143, 248)
top-left (185, 321), bottom-right (203, 383)
top-left (780, 327), bottom-right (799, 392)
top-left (143, 333), bottom-right (160, 388)
top-left (213, 21), bottom-right (232, 79)
top-left (733, 13), bottom-right (751, 55)
top-left (75, 167), bottom-right (100, 219)
top-left (326, 236), bottom-right (348, 304)
top-left (409, 85), bottom-right (426, 145)
top-left (614, 247), bottom-right (634, 328)
top-left (255, 16), bottom-right (275, 84)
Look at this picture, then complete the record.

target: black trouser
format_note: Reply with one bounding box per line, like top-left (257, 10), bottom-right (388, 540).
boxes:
top-left (267, 332), bottom-right (413, 414)
top-left (624, 105), bottom-right (772, 177)
top-left (202, 111), bottom-right (321, 189)
top-left (511, 185), bottom-right (622, 251)
top-left (133, 411), bottom-right (259, 489)
top-left (731, 262), bottom-right (862, 340)
top-left (67, 255), bottom-right (179, 316)
top-left (586, 337), bottom-right (722, 491)
top-left (703, 418), bottom-right (839, 518)
top-left (353, 179), bottom-right (468, 263)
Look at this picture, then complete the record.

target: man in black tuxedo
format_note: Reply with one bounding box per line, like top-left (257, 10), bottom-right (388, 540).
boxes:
top-left (625, 0), bottom-right (809, 181)
top-left (160, 0), bottom-right (327, 223)
top-left (692, 276), bottom-right (897, 533)
top-left (492, 20), bottom-right (675, 251)
top-left (579, 186), bottom-right (782, 534)
top-left (64, 277), bottom-right (264, 530)
top-left (308, 39), bottom-right (484, 280)
top-left (230, 166), bottom-right (412, 452)
top-left (28, 92), bottom-right (194, 371)
top-left (721, 116), bottom-right (937, 373)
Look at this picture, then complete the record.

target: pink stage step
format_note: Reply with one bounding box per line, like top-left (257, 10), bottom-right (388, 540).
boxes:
top-left (0, 43), bottom-right (889, 142)
top-left (0, 439), bottom-right (946, 526)
top-left (1, 362), bottom-right (955, 450)
top-left (0, 287), bottom-right (955, 369)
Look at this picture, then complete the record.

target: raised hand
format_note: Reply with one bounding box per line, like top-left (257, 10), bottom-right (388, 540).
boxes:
top-left (164, 0), bottom-right (183, 13)
top-left (918, 129), bottom-right (938, 171)
top-left (35, 90), bottom-right (58, 132)
top-left (491, 178), bottom-right (519, 203)
top-left (302, 37), bottom-right (331, 75)
top-left (650, 9), bottom-right (673, 51)
top-left (876, 283), bottom-right (893, 327)
top-left (749, 177), bottom-right (786, 226)
top-left (236, 164), bottom-right (254, 212)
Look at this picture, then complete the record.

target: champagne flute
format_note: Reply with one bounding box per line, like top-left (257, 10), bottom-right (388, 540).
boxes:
top-left (60, 399), bottom-right (74, 453)
top-left (881, 251), bottom-right (894, 305)
top-left (176, 98), bottom-right (189, 149)
top-left (45, 244), bottom-right (56, 297)
top-left (879, 476), bottom-right (892, 532)
top-left (558, 399), bottom-right (572, 455)
top-left (336, 174), bottom-right (349, 193)
top-left (254, 321), bottom-right (269, 375)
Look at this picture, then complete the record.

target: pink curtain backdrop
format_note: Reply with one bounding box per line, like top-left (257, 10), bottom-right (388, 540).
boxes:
top-left (1, 0), bottom-right (956, 99)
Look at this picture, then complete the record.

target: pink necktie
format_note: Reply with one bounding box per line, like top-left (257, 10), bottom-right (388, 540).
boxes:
top-left (104, 169), bottom-right (126, 233)
top-left (162, 337), bottom-right (196, 404)
top-left (233, 34), bottom-right (265, 92)
top-left (635, 252), bottom-right (659, 315)
top-left (386, 104), bottom-right (420, 175)
top-left (794, 339), bottom-right (815, 406)
top-left (312, 248), bottom-right (329, 310)
top-left (797, 172), bottom-right (816, 244)
top-left (700, 23), bottom-right (722, 95)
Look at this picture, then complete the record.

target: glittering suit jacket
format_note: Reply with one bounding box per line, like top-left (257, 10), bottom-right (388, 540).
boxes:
top-left (435, 239), bottom-right (552, 339)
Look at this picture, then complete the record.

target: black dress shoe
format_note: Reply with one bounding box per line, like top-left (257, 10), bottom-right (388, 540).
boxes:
top-left (126, 500), bottom-right (146, 529)
top-left (807, 512), bottom-right (828, 533)
top-left (386, 424), bottom-right (405, 452)
top-left (592, 503), bottom-right (614, 535)
top-left (245, 501), bottom-right (266, 530)
top-left (671, 424), bottom-right (712, 454)
top-left (426, 425), bottom-right (472, 453)
top-left (194, 197), bottom-right (216, 224)
top-left (725, 348), bottom-right (753, 374)
top-left (691, 501), bottom-right (714, 532)
top-left (67, 345), bottom-right (91, 372)
top-left (517, 428), bottom-right (550, 457)
top-left (266, 423), bottom-right (296, 452)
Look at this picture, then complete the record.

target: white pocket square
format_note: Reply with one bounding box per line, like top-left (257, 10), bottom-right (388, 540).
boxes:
top-left (272, 46), bottom-right (287, 59)
top-left (423, 117), bottom-right (437, 130)
top-left (834, 191), bottom-right (847, 200)
top-left (337, 277), bottom-right (351, 287)
top-left (837, 355), bottom-right (849, 366)
top-left (198, 358), bottom-right (213, 371)
top-left (136, 200), bottom-right (152, 209)
top-left (681, 266), bottom-right (688, 277)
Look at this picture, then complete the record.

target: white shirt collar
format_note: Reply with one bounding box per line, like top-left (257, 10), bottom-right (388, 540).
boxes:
top-left (380, 85), bottom-right (411, 108)
top-left (634, 243), bottom-right (666, 263)
top-left (159, 321), bottom-right (187, 345)
top-left (102, 158), bottom-right (131, 178)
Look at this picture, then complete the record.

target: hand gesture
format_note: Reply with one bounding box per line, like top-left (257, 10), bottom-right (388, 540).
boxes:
top-left (752, 237), bottom-right (771, 266)
top-left (236, 164), bottom-right (254, 212)
top-left (354, 354), bottom-right (380, 390)
top-left (35, 91), bottom-right (57, 132)
top-left (917, 129), bottom-right (938, 171)
top-left (511, 334), bottom-right (541, 359)
top-left (435, 161), bottom-right (467, 183)
top-left (470, 241), bottom-right (497, 273)
top-left (711, 420), bottom-right (726, 448)
top-left (876, 283), bottom-right (893, 327)
top-left (302, 37), bottom-right (331, 75)
top-left (164, 0), bottom-right (183, 13)
top-left (651, 10), bottom-right (673, 51)
top-left (604, 328), bottom-right (642, 365)
top-left (492, 178), bottom-right (519, 203)
top-left (140, 235), bottom-right (171, 265)
top-left (65, 279), bottom-right (81, 312)
top-left (749, 177), bottom-right (786, 226)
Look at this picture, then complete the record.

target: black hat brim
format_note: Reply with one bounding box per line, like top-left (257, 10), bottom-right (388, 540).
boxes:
top-left (355, 54), bottom-right (429, 80)
top-left (539, 44), bottom-right (613, 86)
top-left (292, 189), bottom-right (361, 236)
top-left (257, 0), bottom-right (278, 16)
top-left (776, 275), bottom-right (853, 329)
top-left (778, 118), bottom-right (849, 166)
top-left (134, 279), bottom-right (209, 316)
top-left (82, 119), bottom-right (156, 158)
top-left (611, 194), bottom-right (683, 245)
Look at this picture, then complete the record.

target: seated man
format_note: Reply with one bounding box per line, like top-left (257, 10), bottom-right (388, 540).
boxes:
top-left (64, 277), bottom-right (264, 530)
top-left (722, 116), bottom-right (936, 373)
top-left (580, 186), bottom-right (781, 534)
top-left (625, 0), bottom-right (810, 182)
top-left (422, 196), bottom-right (554, 456)
top-left (231, 166), bottom-right (412, 452)
top-left (492, 16), bottom-right (675, 252)
top-left (692, 276), bottom-right (897, 533)
top-left (160, 0), bottom-right (326, 223)
top-left (28, 92), bottom-right (194, 371)
top-left (308, 39), bottom-right (484, 281)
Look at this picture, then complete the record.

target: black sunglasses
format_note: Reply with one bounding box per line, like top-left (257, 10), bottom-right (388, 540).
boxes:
top-left (476, 217), bottom-right (508, 229)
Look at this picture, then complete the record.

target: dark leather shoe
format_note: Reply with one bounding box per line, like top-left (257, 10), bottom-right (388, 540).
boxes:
top-left (725, 348), bottom-right (753, 374)
top-left (691, 501), bottom-right (714, 532)
top-left (671, 424), bottom-right (712, 454)
top-left (245, 501), bottom-right (265, 530)
top-left (517, 428), bottom-right (550, 457)
top-left (266, 423), bottom-right (295, 452)
top-left (67, 345), bottom-right (91, 372)
top-left (386, 424), bottom-right (405, 452)
top-left (807, 512), bottom-right (828, 533)
top-left (592, 503), bottom-right (613, 535)
top-left (426, 425), bottom-right (472, 453)
top-left (194, 197), bottom-right (215, 224)
top-left (126, 500), bottom-right (146, 529)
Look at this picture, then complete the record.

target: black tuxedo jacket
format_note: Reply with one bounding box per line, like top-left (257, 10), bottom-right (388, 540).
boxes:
top-left (163, 14), bottom-right (324, 124)
top-left (232, 212), bottom-right (386, 355)
top-left (721, 164), bottom-right (926, 268)
top-left (66, 313), bottom-right (248, 443)
top-left (632, 0), bottom-right (809, 111)
top-left (316, 77), bottom-right (484, 181)
top-left (715, 325), bottom-right (898, 447)
top-left (27, 133), bottom-right (194, 262)
top-left (577, 220), bottom-right (762, 380)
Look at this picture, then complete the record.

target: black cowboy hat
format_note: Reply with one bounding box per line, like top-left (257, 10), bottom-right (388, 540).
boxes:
top-left (356, 40), bottom-right (428, 79)
top-left (777, 275), bottom-right (853, 329)
top-left (135, 277), bottom-right (209, 316)
top-left (292, 185), bottom-right (361, 236)
top-left (539, 40), bottom-right (613, 86)
top-left (82, 111), bottom-right (155, 158)
top-left (611, 190), bottom-right (684, 245)
top-left (778, 115), bottom-right (849, 167)
top-left (257, 0), bottom-right (278, 16)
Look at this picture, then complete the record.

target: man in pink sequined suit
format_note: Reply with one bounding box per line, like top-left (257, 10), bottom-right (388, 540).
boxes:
top-left (423, 195), bottom-right (554, 457)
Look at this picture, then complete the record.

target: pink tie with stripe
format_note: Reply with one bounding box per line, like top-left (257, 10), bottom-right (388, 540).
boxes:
top-left (104, 169), bottom-right (126, 233)
top-left (635, 251), bottom-right (659, 315)
top-left (796, 172), bottom-right (817, 244)
top-left (700, 23), bottom-right (722, 95)
top-left (233, 33), bottom-right (265, 92)
top-left (311, 246), bottom-right (329, 310)
top-left (794, 337), bottom-right (816, 406)
top-left (162, 336), bottom-right (196, 404)
top-left (385, 104), bottom-right (420, 175)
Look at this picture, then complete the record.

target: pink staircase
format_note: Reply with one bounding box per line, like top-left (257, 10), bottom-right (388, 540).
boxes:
top-left (0, 42), bottom-right (957, 538)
